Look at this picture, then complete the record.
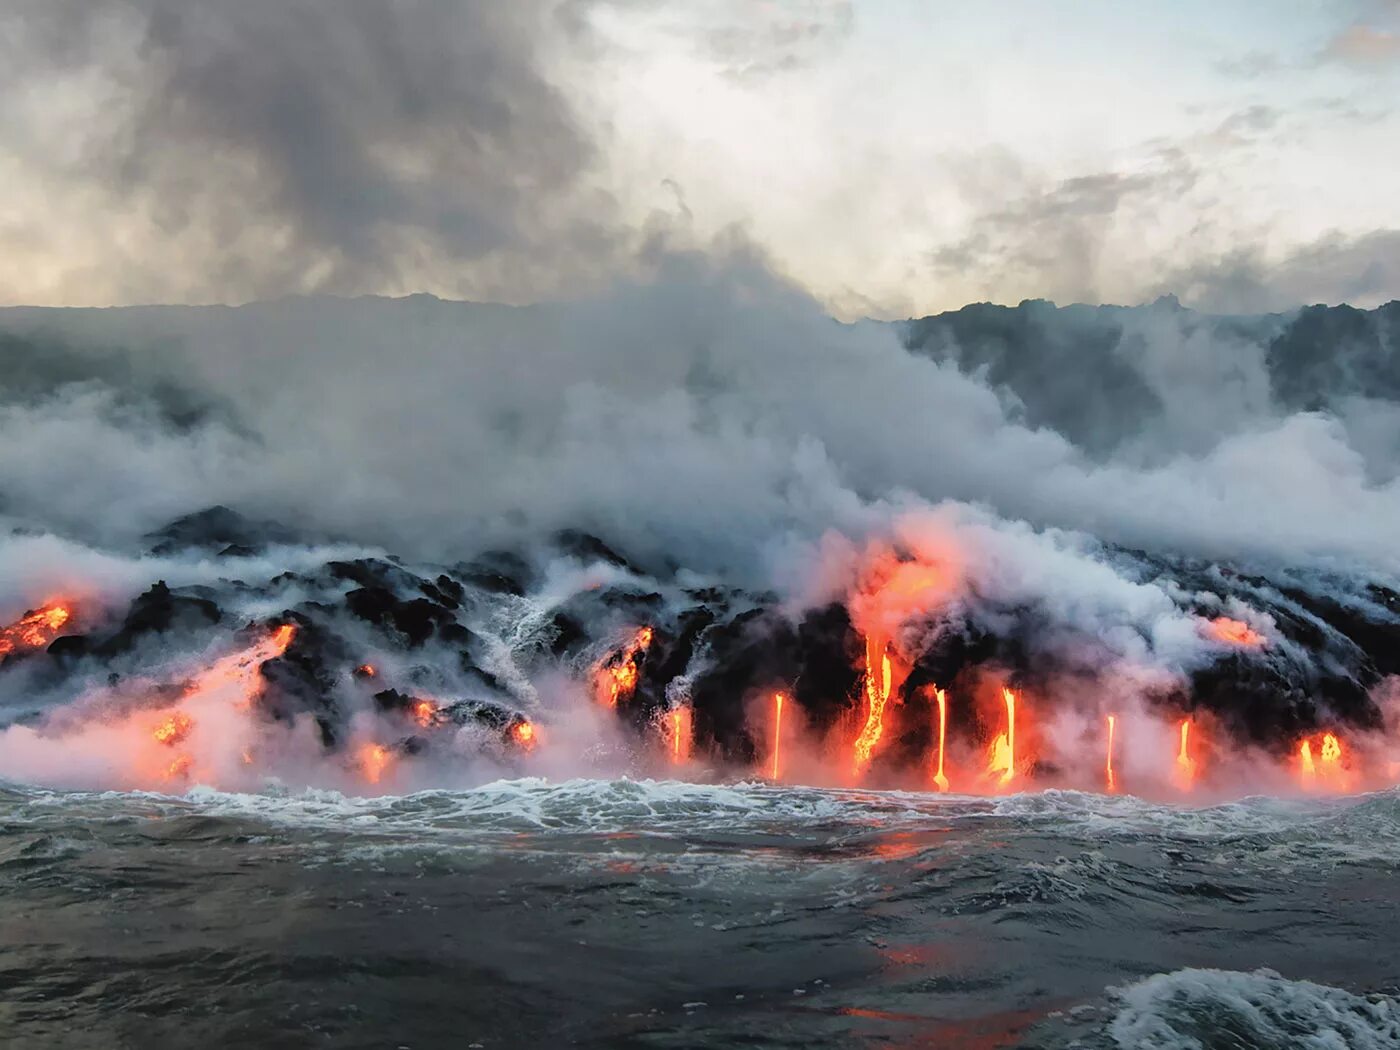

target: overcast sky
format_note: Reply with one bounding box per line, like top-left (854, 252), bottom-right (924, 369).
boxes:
top-left (2, 0), bottom-right (1398, 316)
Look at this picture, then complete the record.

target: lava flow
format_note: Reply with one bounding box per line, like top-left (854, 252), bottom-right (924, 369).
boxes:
top-left (1299, 732), bottom-right (1346, 789)
top-left (931, 687), bottom-right (949, 792)
top-left (596, 626), bottom-right (654, 707)
top-left (152, 711), bottom-right (194, 747)
top-left (359, 743), bottom-right (392, 785)
top-left (0, 601), bottom-right (73, 659)
top-left (987, 688), bottom-right (1018, 786)
top-left (666, 705), bottom-right (692, 764)
top-left (770, 691), bottom-right (785, 780)
top-left (1105, 714), bottom-right (1118, 793)
top-left (1204, 616), bottom-right (1266, 647)
top-left (410, 698), bottom-right (438, 728)
top-left (1174, 718), bottom-right (1197, 790)
top-left (852, 637), bottom-right (893, 773)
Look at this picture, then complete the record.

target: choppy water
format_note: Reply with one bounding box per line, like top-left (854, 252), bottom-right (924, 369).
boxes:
top-left (3, 780), bottom-right (1399, 1049)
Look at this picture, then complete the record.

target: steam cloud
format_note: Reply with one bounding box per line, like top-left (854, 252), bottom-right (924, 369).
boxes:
top-left (0, 259), bottom-right (1397, 796)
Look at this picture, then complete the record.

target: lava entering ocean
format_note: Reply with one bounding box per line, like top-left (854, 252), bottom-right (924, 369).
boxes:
top-left (2, 511), bottom-right (1400, 800)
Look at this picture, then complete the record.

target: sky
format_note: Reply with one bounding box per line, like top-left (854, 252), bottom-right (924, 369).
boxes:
top-left (2, 0), bottom-right (1398, 317)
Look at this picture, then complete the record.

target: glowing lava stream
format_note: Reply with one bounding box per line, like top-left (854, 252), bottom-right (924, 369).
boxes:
top-left (987, 688), bottom-right (1018, 786)
top-left (1175, 718), bottom-right (1197, 790)
top-left (770, 692), bottom-right (785, 781)
top-left (852, 638), bottom-right (893, 772)
top-left (597, 626), bottom-right (654, 708)
top-left (1300, 738), bottom-right (1317, 779)
top-left (668, 705), bottom-right (692, 764)
top-left (931, 687), bottom-right (949, 792)
top-left (1105, 714), bottom-right (1118, 793)
top-left (149, 622), bottom-right (298, 784)
top-left (0, 600), bottom-right (73, 659)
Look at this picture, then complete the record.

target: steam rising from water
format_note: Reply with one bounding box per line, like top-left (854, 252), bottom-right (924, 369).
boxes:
top-left (0, 268), bottom-right (1398, 796)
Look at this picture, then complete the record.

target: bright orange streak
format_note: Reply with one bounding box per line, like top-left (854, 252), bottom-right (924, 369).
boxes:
top-left (359, 744), bottom-right (391, 784)
top-left (986, 689), bottom-right (1018, 786)
top-left (1001, 689), bottom-right (1016, 785)
top-left (511, 721), bottom-right (537, 749)
top-left (931, 688), bottom-right (949, 792)
top-left (271, 624), bottom-right (296, 651)
top-left (771, 692), bottom-right (785, 781)
top-left (1320, 733), bottom-right (1342, 767)
top-left (1204, 616), bottom-right (1266, 647)
top-left (152, 711), bottom-right (194, 747)
top-left (852, 638), bottom-right (892, 772)
top-left (668, 706), bottom-right (692, 764)
top-left (409, 699), bottom-right (438, 728)
top-left (1105, 714), bottom-right (1118, 793)
top-left (0, 601), bottom-right (73, 659)
top-left (1175, 719), bottom-right (1197, 790)
top-left (165, 755), bottom-right (193, 781)
top-left (1300, 738), bottom-right (1316, 781)
top-left (596, 626), bottom-right (654, 708)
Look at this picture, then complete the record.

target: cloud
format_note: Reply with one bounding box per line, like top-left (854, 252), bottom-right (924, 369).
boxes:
top-left (1161, 229), bottom-right (1400, 314)
top-left (1321, 24), bottom-right (1400, 66)
top-left (927, 152), bottom-right (1198, 306)
top-left (0, 0), bottom-right (626, 304)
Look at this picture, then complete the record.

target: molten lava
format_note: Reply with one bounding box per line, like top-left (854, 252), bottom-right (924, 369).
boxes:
top-left (987, 688), bottom-right (1018, 786)
top-left (931, 687), bottom-right (949, 792)
top-left (1299, 732), bottom-right (1346, 790)
top-left (667, 705), bottom-right (692, 764)
top-left (410, 698), bottom-right (438, 728)
top-left (770, 691), bottom-right (785, 781)
top-left (165, 754), bottom-right (193, 781)
top-left (1321, 732), bottom-right (1342, 767)
top-left (852, 638), bottom-right (893, 772)
top-left (0, 601), bottom-right (73, 659)
top-left (1204, 616), bottom-right (1266, 647)
top-left (1105, 714), bottom-right (1118, 793)
top-left (359, 743), bottom-right (391, 785)
top-left (596, 626), bottom-right (654, 707)
top-left (152, 711), bottom-right (194, 747)
top-left (511, 720), bottom-right (538, 750)
top-left (1175, 718), bottom-right (1197, 790)
top-left (354, 663), bottom-right (377, 678)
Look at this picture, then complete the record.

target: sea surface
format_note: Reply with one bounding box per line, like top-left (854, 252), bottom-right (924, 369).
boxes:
top-left (3, 779), bottom-right (1399, 1049)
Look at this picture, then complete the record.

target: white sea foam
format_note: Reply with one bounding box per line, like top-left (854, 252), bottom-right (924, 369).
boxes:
top-left (1107, 967), bottom-right (1400, 1049)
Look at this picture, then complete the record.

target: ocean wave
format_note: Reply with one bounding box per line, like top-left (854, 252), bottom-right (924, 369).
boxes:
top-left (1106, 967), bottom-right (1400, 1049)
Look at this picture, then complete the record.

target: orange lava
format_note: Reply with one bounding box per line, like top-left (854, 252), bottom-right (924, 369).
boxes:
top-left (359, 743), bottom-right (391, 785)
top-left (1174, 718), bottom-right (1197, 790)
top-left (596, 626), bottom-right (654, 707)
top-left (667, 705), bottom-right (692, 764)
top-left (511, 720), bottom-right (538, 750)
top-left (1299, 732), bottom-right (1346, 790)
top-left (987, 688), bottom-right (1018, 786)
top-left (770, 692), bottom-right (785, 781)
top-left (931, 687), bottom-right (949, 792)
top-left (152, 711), bottom-right (194, 747)
top-left (1105, 714), bottom-right (1118, 793)
top-left (271, 623), bottom-right (297, 650)
top-left (410, 698), bottom-right (438, 728)
top-left (852, 637), bottom-right (893, 772)
top-left (165, 754), bottom-right (193, 781)
top-left (355, 663), bottom-right (377, 678)
top-left (1204, 616), bottom-right (1265, 647)
top-left (0, 601), bottom-right (73, 659)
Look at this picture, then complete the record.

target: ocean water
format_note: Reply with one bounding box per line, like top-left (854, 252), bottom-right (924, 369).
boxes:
top-left (2, 779), bottom-right (1398, 1049)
